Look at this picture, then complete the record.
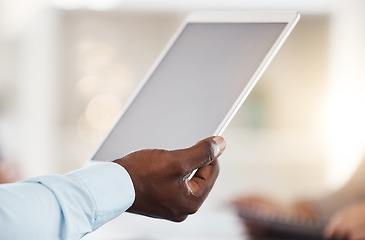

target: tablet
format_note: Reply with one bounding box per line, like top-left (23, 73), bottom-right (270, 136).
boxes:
top-left (91, 11), bottom-right (300, 161)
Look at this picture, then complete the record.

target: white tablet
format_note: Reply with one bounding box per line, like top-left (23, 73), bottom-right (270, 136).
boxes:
top-left (91, 11), bottom-right (300, 161)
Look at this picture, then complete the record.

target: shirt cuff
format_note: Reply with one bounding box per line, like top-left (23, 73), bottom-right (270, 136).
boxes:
top-left (66, 162), bottom-right (135, 230)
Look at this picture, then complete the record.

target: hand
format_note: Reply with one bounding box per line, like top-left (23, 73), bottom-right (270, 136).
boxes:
top-left (324, 201), bottom-right (365, 240)
top-left (113, 136), bottom-right (226, 222)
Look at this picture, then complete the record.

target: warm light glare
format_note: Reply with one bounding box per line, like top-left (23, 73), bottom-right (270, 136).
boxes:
top-left (323, 0), bottom-right (365, 189)
top-left (75, 75), bottom-right (99, 96)
top-left (75, 64), bottom-right (134, 97)
top-left (85, 94), bottom-right (122, 130)
top-left (78, 42), bottom-right (114, 75)
top-left (324, 83), bottom-right (365, 188)
top-left (98, 62), bottom-right (132, 94)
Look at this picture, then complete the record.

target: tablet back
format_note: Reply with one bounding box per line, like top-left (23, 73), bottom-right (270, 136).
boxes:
top-left (91, 12), bottom-right (299, 161)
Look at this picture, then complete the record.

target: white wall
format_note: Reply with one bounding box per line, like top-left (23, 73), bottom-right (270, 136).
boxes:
top-left (324, 0), bottom-right (365, 188)
top-left (15, 9), bottom-right (62, 177)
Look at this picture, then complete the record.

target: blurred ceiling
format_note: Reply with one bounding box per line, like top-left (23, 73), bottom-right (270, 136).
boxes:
top-left (1, 0), bottom-right (336, 40)
top-left (51, 0), bottom-right (335, 13)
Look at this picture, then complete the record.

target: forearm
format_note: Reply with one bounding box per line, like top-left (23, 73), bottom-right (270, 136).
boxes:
top-left (0, 162), bottom-right (135, 240)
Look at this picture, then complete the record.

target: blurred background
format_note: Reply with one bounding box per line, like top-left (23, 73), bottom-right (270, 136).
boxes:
top-left (1, 0), bottom-right (365, 238)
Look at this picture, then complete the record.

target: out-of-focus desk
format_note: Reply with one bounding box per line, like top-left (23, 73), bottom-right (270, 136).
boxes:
top-left (82, 210), bottom-right (246, 240)
top-left (82, 209), bottom-right (304, 240)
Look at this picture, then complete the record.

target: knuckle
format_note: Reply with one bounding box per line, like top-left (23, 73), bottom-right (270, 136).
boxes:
top-left (174, 162), bottom-right (187, 176)
top-left (171, 215), bottom-right (188, 222)
top-left (187, 207), bottom-right (199, 215)
top-left (201, 140), bottom-right (216, 164)
top-left (183, 201), bottom-right (201, 215)
top-left (152, 148), bottom-right (168, 156)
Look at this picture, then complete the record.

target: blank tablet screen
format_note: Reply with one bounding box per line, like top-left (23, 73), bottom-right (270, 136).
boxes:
top-left (92, 22), bottom-right (287, 161)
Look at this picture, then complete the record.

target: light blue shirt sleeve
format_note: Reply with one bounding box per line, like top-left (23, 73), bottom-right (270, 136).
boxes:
top-left (0, 162), bottom-right (135, 240)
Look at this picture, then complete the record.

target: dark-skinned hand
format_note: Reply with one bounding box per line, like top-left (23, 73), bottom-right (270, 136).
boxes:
top-left (113, 136), bottom-right (226, 222)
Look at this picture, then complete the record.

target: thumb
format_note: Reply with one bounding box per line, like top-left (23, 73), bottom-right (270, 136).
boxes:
top-left (176, 136), bottom-right (226, 174)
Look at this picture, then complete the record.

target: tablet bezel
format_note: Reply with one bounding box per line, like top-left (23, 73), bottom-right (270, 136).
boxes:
top-left (89, 11), bottom-right (300, 162)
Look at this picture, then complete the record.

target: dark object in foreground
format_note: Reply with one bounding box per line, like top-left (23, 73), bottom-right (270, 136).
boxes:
top-left (237, 205), bottom-right (328, 240)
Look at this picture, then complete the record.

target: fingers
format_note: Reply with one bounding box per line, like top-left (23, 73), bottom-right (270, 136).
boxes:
top-left (117, 136), bottom-right (226, 222)
top-left (179, 136), bottom-right (224, 202)
top-left (175, 136), bottom-right (225, 174)
top-left (324, 215), bottom-right (337, 239)
top-left (180, 136), bottom-right (225, 196)
top-left (187, 159), bottom-right (219, 195)
top-left (325, 218), bottom-right (365, 240)
top-left (324, 211), bottom-right (357, 240)
top-left (324, 214), bottom-right (346, 239)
